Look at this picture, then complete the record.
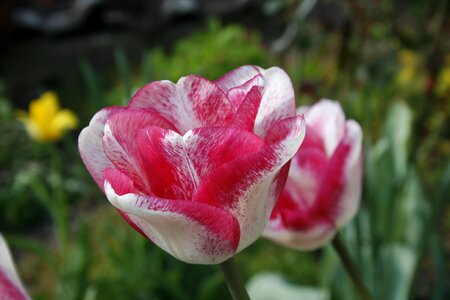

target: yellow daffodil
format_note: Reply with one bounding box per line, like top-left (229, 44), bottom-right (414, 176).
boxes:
top-left (18, 91), bottom-right (79, 142)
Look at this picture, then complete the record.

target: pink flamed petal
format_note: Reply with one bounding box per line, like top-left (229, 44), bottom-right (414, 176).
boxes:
top-left (103, 168), bottom-right (160, 239)
top-left (102, 109), bottom-right (176, 193)
top-left (254, 67), bottom-right (296, 138)
top-left (300, 125), bottom-right (326, 152)
top-left (310, 120), bottom-right (361, 229)
top-left (231, 86), bottom-right (262, 131)
top-left (335, 120), bottom-right (363, 227)
top-left (0, 235), bottom-right (29, 300)
top-left (194, 115), bottom-right (305, 251)
top-left (284, 148), bottom-right (327, 208)
top-left (305, 99), bottom-right (346, 157)
top-left (78, 107), bottom-right (122, 191)
top-left (184, 127), bottom-right (267, 179)
top-left (263, 100), bottom-right (363, 250)
top-left (129, 76), bottom-right (235, 134)
top-left (104, 178), bottom-right (241, 265)
top-left (268, 162), bottom-right (291, 214)
top-left (263, 221), bottom-right (335, 251)
top-left (226, 75), bottom-right (264, 108)
top-left (136, 127), bottom-right (199, 200)
top-left (136, 126), bottom-right (267, 200)
top-left (215, 65), bottom-right (263, 93)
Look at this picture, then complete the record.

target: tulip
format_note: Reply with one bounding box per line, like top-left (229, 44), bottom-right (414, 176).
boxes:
top-left (18, 91), bottom-right (78, 142)
top-left (264, 99), bottom-right (363, 250)
top-left (0, 235), bottom-right (29, 300)
top-left (79, 65), bottom-right (305, 264)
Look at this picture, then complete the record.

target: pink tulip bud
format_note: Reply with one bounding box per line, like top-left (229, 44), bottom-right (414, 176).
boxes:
top-left (0, 235), bottom-right (29, 300)
top-left (79, 66), bottom-right (305, 264)
top-left (264, 100), bottom-right (363, 250)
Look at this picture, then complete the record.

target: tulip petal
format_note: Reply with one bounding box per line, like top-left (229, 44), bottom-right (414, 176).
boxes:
top-left (334, 120), bottom-right (363, 227)
top-left (263, 222), bottom-right (335, 251)
top-left (129, 76), bottom-right (236, 134)
top-left (194, 115), bottom-right (305, 251)
top-left (103, 168), bottom-right (157, 239)
top-left (104, 175), bottom-right (241, 265)
top-left (311, 119), bottom-right (362, 228)
top-left (231, 86), bottom-right (262, 131)
top-left (136, 126), bottom-right (267, 200)
top-left (78, 107), bottom-right (122, 191)
top-left (300, 125), bottom-right (326, 152)
top-left (0, 235), bottom-right (29, 300)
top-left (136, 127), bottom-right (199, 200)
top-left (284, 148), bottom-right (328, 210)
top-left (225, 75), bottom-right (264, 108)
top-left (304, 99), bottom-right (346, 156)
top-left (102, 109), bottom-right (176, 193)
top-left (215, 65), bottom-right (264, 93)
top-left (254, 67), bottom-right (296, 138)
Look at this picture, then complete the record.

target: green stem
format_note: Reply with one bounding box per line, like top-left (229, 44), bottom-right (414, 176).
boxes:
top-left (332, 235), bottom-right (371, 300)
top-left (219, 257), bottom-right (250, 300)
top-left (49, 144), bottom-right (69, 252)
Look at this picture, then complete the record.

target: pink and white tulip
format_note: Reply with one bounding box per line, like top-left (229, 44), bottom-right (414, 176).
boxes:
top-left (264, 100), bottom-right (363, 250)
top-left (0, 235), bottom-right (29, 300)
top-left (79, 66), bottom-right (305, 264)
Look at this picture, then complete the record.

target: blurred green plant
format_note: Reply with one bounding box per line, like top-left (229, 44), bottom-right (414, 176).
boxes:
top-left (147, 20), bottom-right (272, 82)
top-left (0, 82), bottom-right (47, 231)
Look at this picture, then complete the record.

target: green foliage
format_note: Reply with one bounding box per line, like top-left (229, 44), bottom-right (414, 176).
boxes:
top-left (148, 20), bottom-right (271, 82)
top-left (0, 86), bottom-right (46, 231)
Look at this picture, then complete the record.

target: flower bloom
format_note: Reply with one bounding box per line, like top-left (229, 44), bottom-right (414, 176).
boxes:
top-left (79, 66), bottom-right (305, 264)
top-left (18, 91), bottom-right (78, 142)
top-left (264, 100), bottom-right (362, 250)
top-left (0, 235), bottom-right (29, 300)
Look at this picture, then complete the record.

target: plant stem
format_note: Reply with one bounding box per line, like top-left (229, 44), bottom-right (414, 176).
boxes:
top-left (332, 235), bottom-right (372, 300)
top-left (219, 257), bottom-right (250, 300)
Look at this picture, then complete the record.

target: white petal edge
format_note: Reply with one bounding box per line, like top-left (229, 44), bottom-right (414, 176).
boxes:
top-left (104, 182), bottom-right (235, 265)
top-left (254, 67), bottom-right (296, 137)
top-left (305, 99), bottom-right (346, 157)
top-left (215, 65), bottom-right (264, 92)
top-left (335, 120), bottom-right (363, 227)
top-left (0, 234), bottom-right (29, 299)
top-left (263, 221), bottom-right (336, 250)
top-left (78, 108), bottom-right (117, 190)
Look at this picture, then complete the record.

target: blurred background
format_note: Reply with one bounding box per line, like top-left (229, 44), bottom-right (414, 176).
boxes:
top-left (0, 0), bottom-right (449, 299)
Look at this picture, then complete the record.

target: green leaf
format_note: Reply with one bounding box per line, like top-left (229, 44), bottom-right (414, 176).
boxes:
top-left (384, 101), bottom-right (413, 181)
top-left (365, 139), bottom-right (395, 242)
top-left (376, 244), bottom-right (417, 300)
top-left (114, 47), bottom-right (133, 103)
top-left (400, 170), bottom-right (430, 249)
top-left (247, 272), bottom-right (330, 300)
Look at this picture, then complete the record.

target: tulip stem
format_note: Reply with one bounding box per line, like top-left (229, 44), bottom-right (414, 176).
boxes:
top-left (332, 235), bottom-right (372, 300)
top-left (220, 257), bottom-right (250, 300)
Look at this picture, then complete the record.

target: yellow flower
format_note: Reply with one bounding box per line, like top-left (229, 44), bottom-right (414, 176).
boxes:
top-left (18, 91), bottom-right (79, 142)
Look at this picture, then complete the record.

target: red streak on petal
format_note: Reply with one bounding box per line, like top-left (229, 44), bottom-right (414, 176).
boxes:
top-left (231, 86), bottom-right (262, 131)
top-left (0, 270), bottom-right (27, 300)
